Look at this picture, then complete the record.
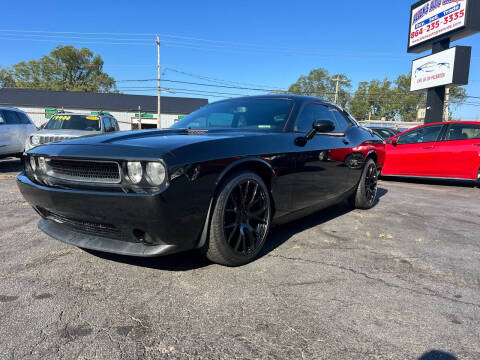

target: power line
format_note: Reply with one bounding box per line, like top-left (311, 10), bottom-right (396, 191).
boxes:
top-left (163, 67), bottom-right (285, 90)
top-left (116, 78), bottom-right (288, 93)
top-left (117, 86), bottom-right (251, 97)
top-left (0, 29), bottom-right (404, 57)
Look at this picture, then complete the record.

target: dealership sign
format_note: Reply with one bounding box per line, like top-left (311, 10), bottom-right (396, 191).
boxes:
top-left (410, 46), bottom-right (471, 91)
top-left (408, 0), bottom-right (480, 53)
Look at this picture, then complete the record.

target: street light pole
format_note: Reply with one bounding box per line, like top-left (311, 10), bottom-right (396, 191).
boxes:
top-left (156, 35), bottom-right (161, 129)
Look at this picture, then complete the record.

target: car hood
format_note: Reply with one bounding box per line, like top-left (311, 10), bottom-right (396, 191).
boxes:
top-left (28, 129), bottom-right (279, 163)
top-left (34, 129), bottom-right (99, 137)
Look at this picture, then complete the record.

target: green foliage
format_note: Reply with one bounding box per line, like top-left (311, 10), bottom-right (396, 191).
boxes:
top-left (1, 46), bottom-right (116, 93)
top-left (288, 68), bottom-right (352, 108)
top-left (349, 78), bottom-right (397, 120)
top-left (0, 67), bottom-right (15, 87)
top-left (347, 72), bottom-right (467, 121)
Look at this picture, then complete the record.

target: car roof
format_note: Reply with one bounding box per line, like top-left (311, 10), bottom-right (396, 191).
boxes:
top-left (50, 112), bottom-right (113, 118)
top-left (394, 121), bottom-right (480, 137)
top-left (210, 94), bottom-right (337, 107)
top-left (0, 106), bottom-right (27, 112)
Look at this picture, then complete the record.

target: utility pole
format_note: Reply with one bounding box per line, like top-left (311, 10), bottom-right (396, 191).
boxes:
top-left (331, 77), bottom-right (348, 104)
top-left (138, 105), bottom-right (142, 130)
top-left (444, 87), bottom-right (450, 122)
top-left (156, 35), bottom-right (161, 129)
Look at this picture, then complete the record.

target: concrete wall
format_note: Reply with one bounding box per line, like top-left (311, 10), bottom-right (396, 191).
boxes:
top-left (16, 106), bottom-right (184, 130)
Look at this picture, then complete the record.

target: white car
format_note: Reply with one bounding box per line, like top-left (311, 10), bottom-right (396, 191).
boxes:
top-left (25, 112), bottom-right (120, 152)
top-left (0, 107), bottom-right (36, 159)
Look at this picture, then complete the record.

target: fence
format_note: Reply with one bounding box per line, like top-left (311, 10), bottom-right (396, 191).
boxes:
top-left (359, 120), bottom-right (422, 131)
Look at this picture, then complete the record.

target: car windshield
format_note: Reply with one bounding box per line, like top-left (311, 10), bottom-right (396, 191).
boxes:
top-left (374, 129), bottom-right (395, 139)
top-left (171, 98), bottom-right (293, 131)
top-left (44, 115), bottom-right (101, 131)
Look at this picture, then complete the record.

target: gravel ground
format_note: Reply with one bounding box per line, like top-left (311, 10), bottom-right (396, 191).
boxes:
top-left (1, 158), bottom-right (479, 360)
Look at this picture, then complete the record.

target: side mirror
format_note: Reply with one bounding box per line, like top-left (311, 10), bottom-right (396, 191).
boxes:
top-left (306, 120), bottom-right (335, 140)
top-left (390, 137), bottom-right (398, 146)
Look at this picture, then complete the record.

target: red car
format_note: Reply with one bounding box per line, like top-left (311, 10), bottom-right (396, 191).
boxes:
top-left (381, 121), bottom-right (480, 181)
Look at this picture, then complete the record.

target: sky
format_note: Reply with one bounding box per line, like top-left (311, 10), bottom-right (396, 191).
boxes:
top-left (1, 0), bottom-right (479, 120)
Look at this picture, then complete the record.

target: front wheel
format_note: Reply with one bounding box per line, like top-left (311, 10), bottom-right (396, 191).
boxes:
top-left (203, 171), bottom-right (272, 266)
top-left (349, 158), bottom-right (378, 210)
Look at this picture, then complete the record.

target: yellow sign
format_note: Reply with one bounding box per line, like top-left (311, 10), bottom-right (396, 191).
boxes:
top-left (53, 115), bottom-right (71, 121)
top-left (86, 116), bottom-right (100, 121)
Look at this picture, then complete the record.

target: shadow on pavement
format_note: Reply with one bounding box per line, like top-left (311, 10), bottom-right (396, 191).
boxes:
top-left (418, 350), bottom-right (457, 360)
top-left (83, 248), bottom-right (212, 272)
top-left (85, 188), bottom-right (388, 271)
top-left (260, 187), bottom-right (388, 258)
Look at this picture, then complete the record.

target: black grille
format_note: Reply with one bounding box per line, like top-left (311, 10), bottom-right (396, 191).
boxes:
top-left (46, 159), bottom-right (121, 184)
top-left (39, 208), bottom-right (122, 238)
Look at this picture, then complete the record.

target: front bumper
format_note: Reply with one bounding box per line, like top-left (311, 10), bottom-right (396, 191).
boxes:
top-left (38, 218), bottom-right (176, 257)
top-left (17, 174), bottom-right (210, 257)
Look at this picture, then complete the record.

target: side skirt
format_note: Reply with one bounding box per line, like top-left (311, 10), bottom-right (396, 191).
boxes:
top-left (381, 174), bottom-right (478, 182)
top-left (271, 188), bottom-right (356, 227)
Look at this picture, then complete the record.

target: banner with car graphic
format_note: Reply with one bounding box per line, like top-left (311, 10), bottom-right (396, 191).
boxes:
top-left (410, 46), bottom-right (471, 91)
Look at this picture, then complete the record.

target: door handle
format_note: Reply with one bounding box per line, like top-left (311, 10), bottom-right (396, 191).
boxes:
top-left (473, 144), bottom-right (480, 147)
top-left (343, 139), bottom-right (350, 145)
top-left (423, 146), bottom-right (434, 149)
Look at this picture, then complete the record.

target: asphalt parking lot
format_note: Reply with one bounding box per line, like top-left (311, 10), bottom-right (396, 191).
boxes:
top-left (1, 157), bottom-right (479, 360)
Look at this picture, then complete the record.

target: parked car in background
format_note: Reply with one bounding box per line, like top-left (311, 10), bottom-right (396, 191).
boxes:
top-left (25, 112), bottom-right (120, 152)
top-left (369, 127), bottom-right (400, 140)
top-left (18, 95), bottom-right (384, 266)
top-left (381, 121), bottom-right (480, 181)
top-left (0, 107), bottom-right (36, 159)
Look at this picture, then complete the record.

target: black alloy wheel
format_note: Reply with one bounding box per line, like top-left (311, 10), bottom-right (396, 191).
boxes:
top-left (204, 171), bottom-right (271, 266)
top-left (364, 162), bottom-right (378, 203)
top-left (223, 179), bottom-right (269, 255)
top-left (349, 158), bottom-right (378, 210)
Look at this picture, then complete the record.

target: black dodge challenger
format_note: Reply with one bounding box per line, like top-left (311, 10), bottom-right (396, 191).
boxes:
top-left (18, 95), bottom-right (384, 266)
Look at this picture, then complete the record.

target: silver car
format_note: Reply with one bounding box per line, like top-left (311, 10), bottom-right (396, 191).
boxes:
top-left (0, 107), bottom-right (36, 159)
top-left (26, 113), bottom-right (120, 151)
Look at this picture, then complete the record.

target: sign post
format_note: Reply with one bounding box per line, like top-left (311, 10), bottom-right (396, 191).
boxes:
top-left (408, 0), bottom-right (480, 123)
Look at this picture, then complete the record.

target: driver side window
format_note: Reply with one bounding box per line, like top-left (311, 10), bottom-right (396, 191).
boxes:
top-left (295, 104), bottom-right (336, 133)
top-left (397, 125), bottom-right (443, 145)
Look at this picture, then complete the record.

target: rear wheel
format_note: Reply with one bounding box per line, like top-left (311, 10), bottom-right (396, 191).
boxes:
top-left (349, 158), bottom-right (378, 209)
top-left (203, 171), bottom-right (271, 266)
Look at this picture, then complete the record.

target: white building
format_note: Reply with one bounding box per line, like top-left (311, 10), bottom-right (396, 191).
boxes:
top-left (0, 88), bottom-right (208, 130)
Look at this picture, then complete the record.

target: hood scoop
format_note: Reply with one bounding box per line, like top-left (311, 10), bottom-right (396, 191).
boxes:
top-left (185, 129), bottom-right (209, 135)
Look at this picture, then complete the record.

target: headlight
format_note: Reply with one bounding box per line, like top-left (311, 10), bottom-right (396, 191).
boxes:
top-left (38, 157), bottom-right (46, 172)
top-left (29, 157), bottom-right (37, 171)
top-left (146, 162), bottom-right (167, 186)
top-left (127, 162), bottom-right (143, 184)
top-left (30, 135), bottom-right (40, 146)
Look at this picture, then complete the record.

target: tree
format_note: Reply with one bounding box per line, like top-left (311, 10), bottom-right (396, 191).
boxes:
top-left (392, 73), bottom-right (426, 122)
top-left (349, 78), bottom-right (396, 120)
top-left (288, 68), bottom-right (352, 108)
top-left (1, 46), bottom-right (116, 92)
top-left (349, 82), bottom-right (370, 120)
top-left (0, 67), bottom-right (15, 87)
top-left (349, 72), bottom-right (468, 121)
top-left (448, 86), bottom-right (467, 120)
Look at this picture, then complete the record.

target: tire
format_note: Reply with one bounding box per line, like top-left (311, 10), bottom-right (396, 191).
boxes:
top-left (203, 171), bottom-right (272, 267)
top-left (349, 158), bottom-right (378, 210)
